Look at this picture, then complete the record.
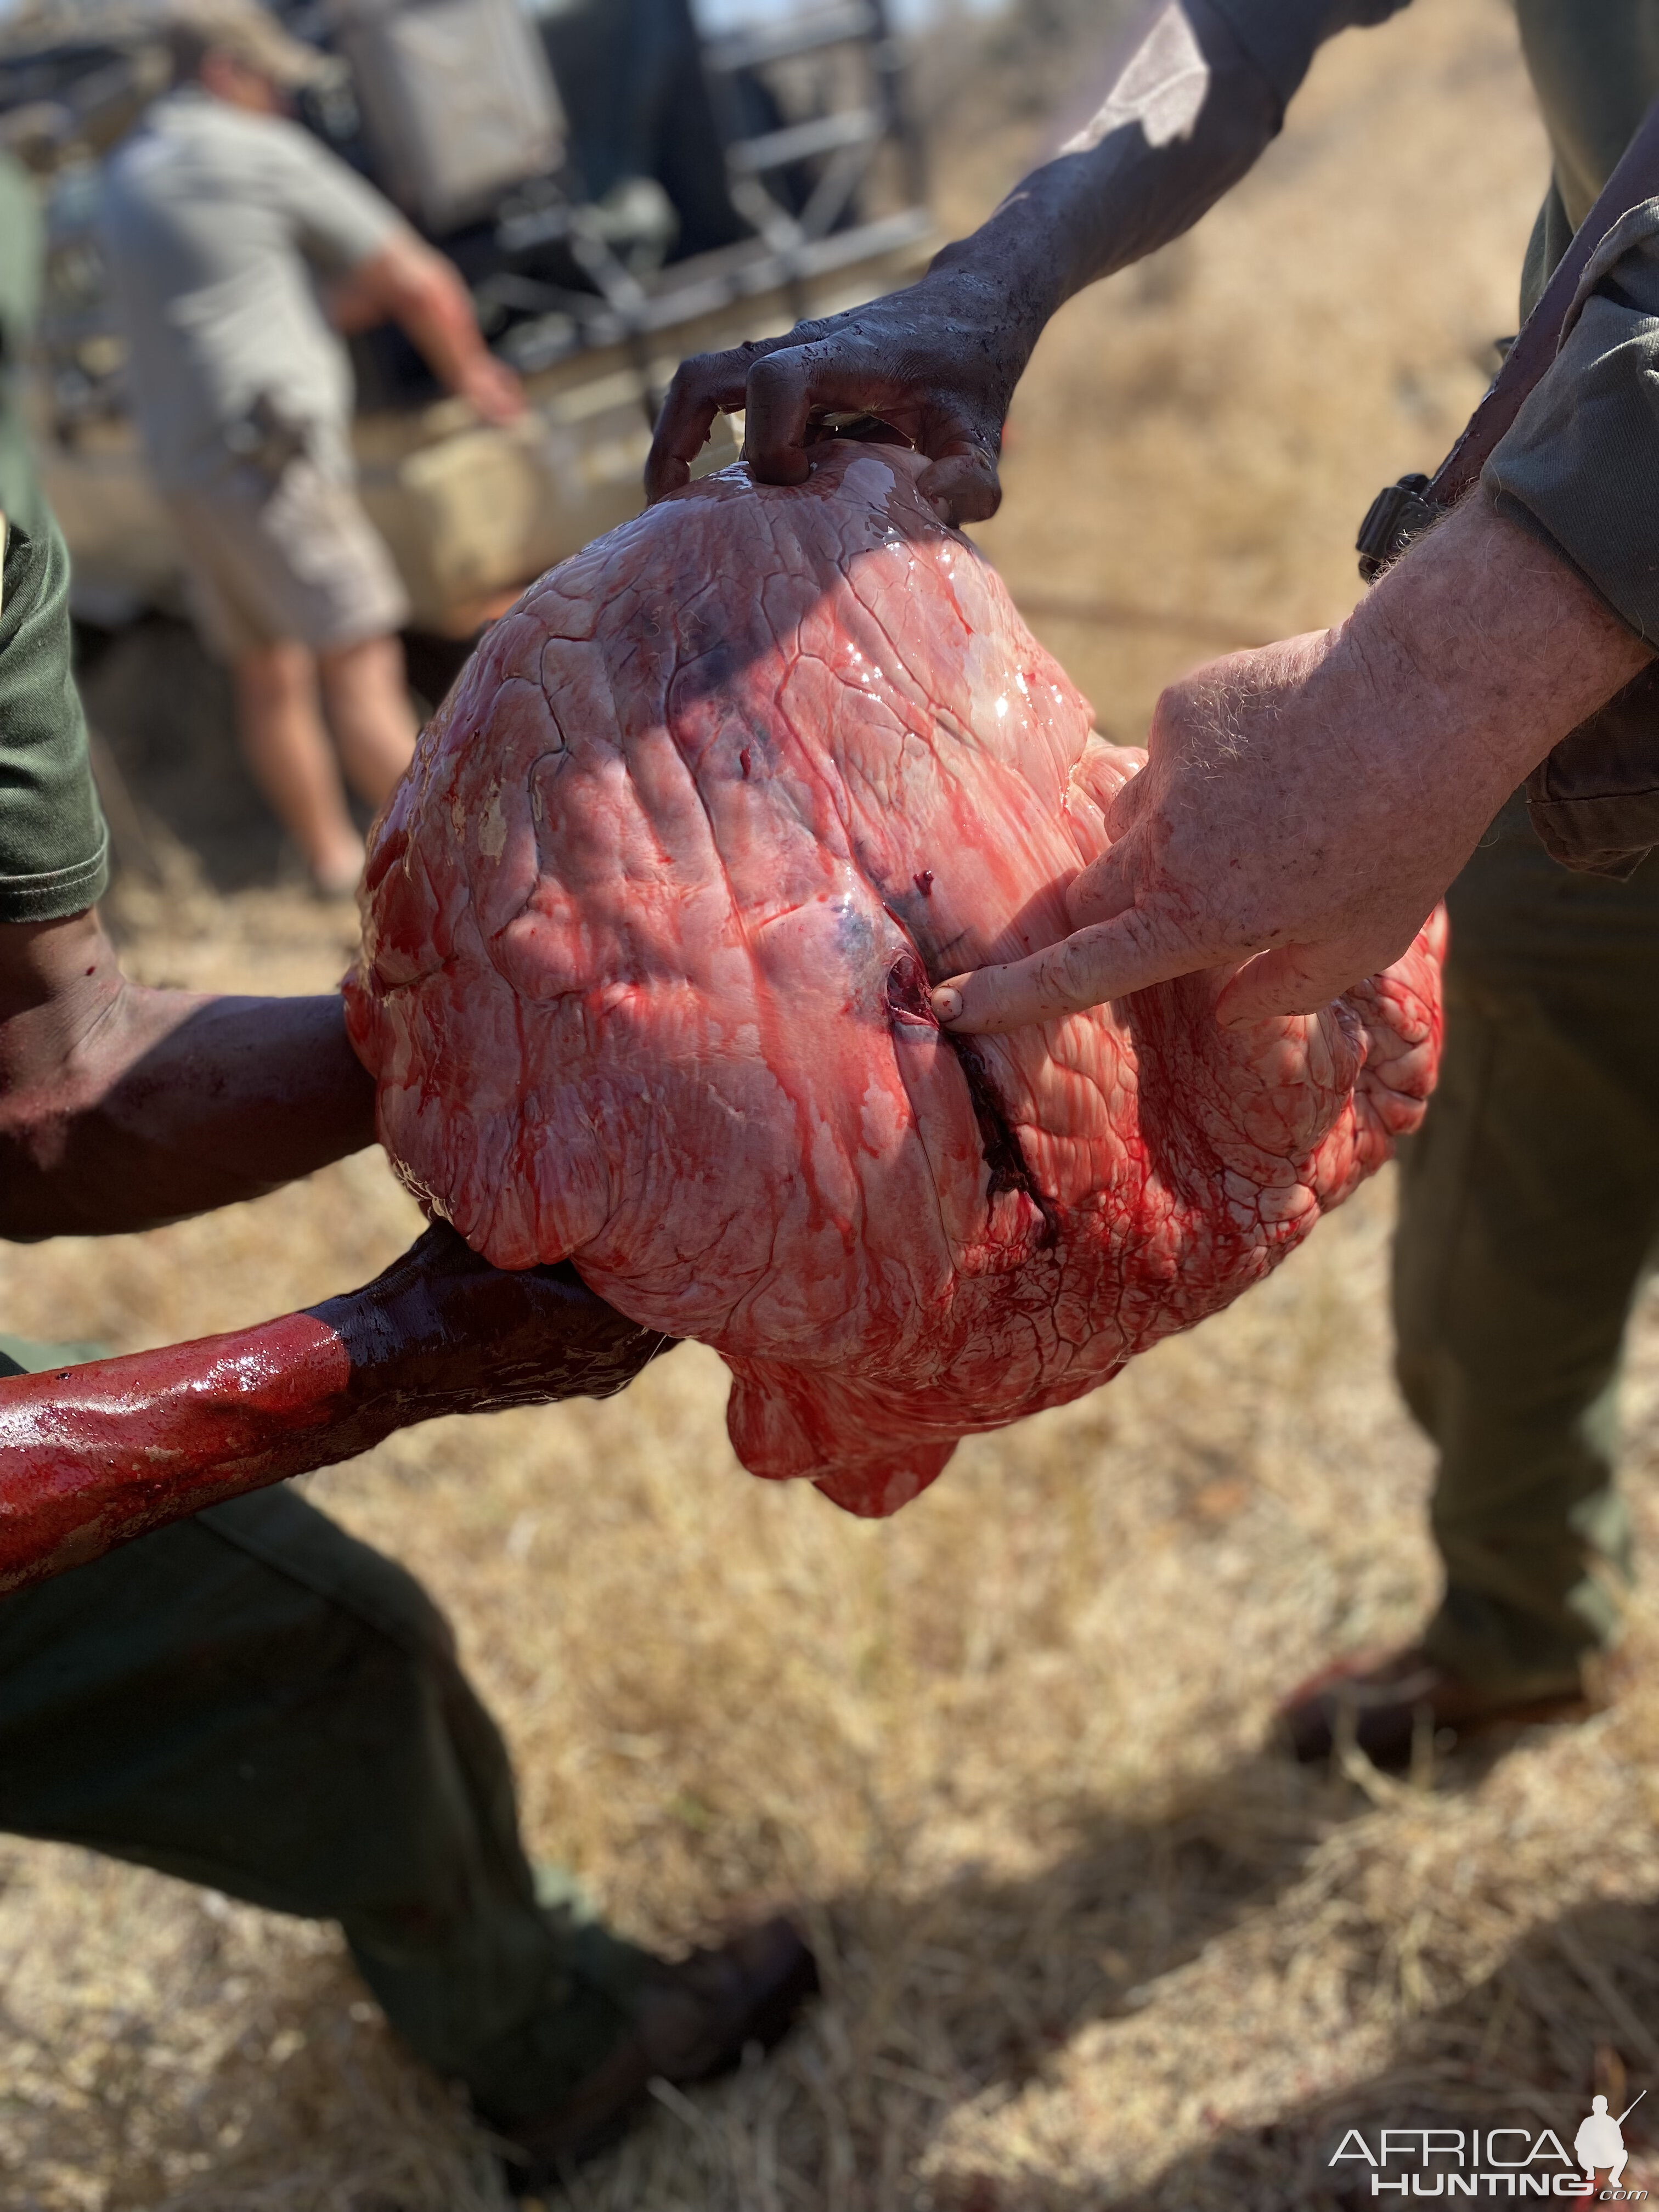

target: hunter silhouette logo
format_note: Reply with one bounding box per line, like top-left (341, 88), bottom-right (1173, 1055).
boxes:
top-left (1331, 2092), bottom-right (1649, 2196)
top-left (1577, 2094), bottom-right (1646, 2196)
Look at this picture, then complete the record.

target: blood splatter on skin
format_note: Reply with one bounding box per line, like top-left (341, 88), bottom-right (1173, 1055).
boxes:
top-left (0, 1226), bottom-right (665, 1593)
top-left (347, 442), bottom-right (1443, 1518)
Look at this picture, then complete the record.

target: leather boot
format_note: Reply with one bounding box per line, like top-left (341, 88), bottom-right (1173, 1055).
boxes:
top-left (493, 1914), bottom-right (819, 2184)
top-left (1279, 1644), bottom-right (1592, 1768)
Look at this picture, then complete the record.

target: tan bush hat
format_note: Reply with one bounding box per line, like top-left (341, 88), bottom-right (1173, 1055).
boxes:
top-left (163, 0), bottom-right (334, 89)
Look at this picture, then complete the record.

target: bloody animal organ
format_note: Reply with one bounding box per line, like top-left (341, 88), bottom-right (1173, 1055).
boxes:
top-left (347, 441), bottom-right (1443, 1517)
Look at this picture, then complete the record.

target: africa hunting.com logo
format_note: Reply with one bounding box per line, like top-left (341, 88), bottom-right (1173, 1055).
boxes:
top-left (1330, 2091), bottom-right (1649, 2198)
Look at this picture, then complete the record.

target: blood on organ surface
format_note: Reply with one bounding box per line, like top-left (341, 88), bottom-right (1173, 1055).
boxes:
top-left (345, 441), bottom-right (1443, 1517)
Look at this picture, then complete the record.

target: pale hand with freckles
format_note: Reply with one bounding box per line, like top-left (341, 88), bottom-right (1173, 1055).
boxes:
top-left (931, 496), bottom-right (1655, 1035)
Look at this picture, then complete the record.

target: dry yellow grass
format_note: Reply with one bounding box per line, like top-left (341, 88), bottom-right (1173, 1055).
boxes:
top-left (6, 2), bottom-right (1659, 2205)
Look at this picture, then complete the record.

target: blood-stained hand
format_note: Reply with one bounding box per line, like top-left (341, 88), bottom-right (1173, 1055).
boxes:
top-left (315, 1221), bottom-right (671, 1419)
top-left (932, 496), bottom-right (1655, 1034)
top-left (645, 263), bottom-right (1030, 527)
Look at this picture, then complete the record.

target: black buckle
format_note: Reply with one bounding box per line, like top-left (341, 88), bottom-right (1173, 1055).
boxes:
top-left (1356, 472), bottom-right (1442, 582)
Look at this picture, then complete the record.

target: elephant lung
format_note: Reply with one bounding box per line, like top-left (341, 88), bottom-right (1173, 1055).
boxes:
top-left (345, 441), bottom-right (1443, 1517)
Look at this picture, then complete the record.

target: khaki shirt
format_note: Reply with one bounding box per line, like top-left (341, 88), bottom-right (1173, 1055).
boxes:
top-left (98, 87), bottom-right (400, 493)
top-left (0, 155), bottom-right (46, 540)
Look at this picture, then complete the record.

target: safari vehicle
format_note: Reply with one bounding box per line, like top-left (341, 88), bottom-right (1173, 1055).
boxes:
top-left (5, 0), bottom-right (934, 646)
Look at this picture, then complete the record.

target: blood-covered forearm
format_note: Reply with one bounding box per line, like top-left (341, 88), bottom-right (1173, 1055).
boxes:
top-left (0, 1223), bottom-right (669, 1591)
top-left (0, 1307), bottom-right (366, 1586)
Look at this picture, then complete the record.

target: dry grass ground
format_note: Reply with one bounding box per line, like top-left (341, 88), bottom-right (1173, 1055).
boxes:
top-left (6, 1), bottom-right (1659, 2204)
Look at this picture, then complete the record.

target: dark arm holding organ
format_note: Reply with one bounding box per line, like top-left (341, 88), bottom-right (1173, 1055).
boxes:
top-left (646, 0), bottom-right (1407, 523)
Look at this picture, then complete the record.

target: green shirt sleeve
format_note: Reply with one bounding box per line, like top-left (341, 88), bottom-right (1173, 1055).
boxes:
top-left (1483, 199), bottom-right (1659, 645)
top-left (0, 154), bottom-right (42, 370)
top-left (0, 515), bottom-right (109, 923)
top-left (0, 153), bottom-right (47, 539)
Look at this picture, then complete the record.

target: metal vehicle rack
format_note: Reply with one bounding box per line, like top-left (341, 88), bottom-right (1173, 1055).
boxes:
top-left (3, 0), bottom-right (935, 637)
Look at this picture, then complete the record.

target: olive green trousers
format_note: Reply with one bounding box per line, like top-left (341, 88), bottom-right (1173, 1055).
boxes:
top-left (0, 1357), bottom-right (648, 2125)
top-left (1394, 796), bottom-right (1659, 1698)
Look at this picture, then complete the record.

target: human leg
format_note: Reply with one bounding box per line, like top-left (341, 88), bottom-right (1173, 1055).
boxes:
top-left (163, 462), bottom-right (411, 891)
top-left (1285, 800), bottom-right (1659, 1763)
top-left (1393, 802), bottom-right (1659, 1697)
top-left (0, 1258), bottom-right (816, 2168)
top-left (233, 639), bottom-right (366, 893)
top-left (0, 1480), bottom-right (647, 2117)
top-left (317, 630), bottom-right (419, 809)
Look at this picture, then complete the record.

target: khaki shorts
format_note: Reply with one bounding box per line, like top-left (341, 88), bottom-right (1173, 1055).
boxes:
top-left (165, 456), bottom-right (411, 662)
